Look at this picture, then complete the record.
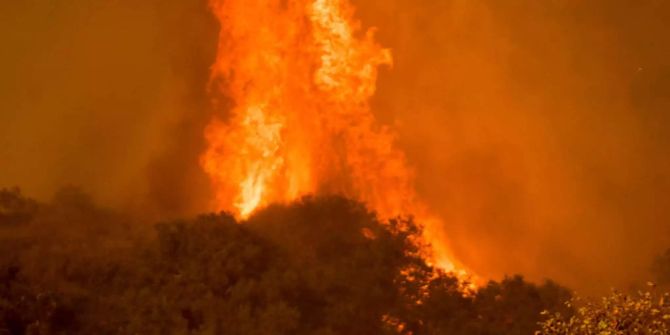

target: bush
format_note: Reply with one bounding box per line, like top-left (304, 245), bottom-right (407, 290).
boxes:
top-left (538, 284), bottom-right (670, 335)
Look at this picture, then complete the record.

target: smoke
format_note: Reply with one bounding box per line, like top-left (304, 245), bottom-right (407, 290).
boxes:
top-left (1, 0), bottom-right (669, 294)
top-left (353, 0), bottom-right (670, 293)
top-left (0, 0), bottom-right (216, 218)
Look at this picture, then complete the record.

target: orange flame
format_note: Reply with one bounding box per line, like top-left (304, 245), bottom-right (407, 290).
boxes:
top-left (202, 0), bottom-right (464, 274)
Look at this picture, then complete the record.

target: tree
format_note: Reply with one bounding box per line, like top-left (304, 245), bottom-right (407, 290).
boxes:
top-left (1, 189), bottom-right (572, 334)
top-left (0, 188), bottom-right (38, 226)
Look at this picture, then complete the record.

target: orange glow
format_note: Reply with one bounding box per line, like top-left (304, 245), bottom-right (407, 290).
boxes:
top-left (202, 0), bottom-right (464, 274)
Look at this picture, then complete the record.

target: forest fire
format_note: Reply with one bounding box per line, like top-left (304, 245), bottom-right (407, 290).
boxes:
top-left (201, 0), bottom-right (460, 272)
top-left (3, 0), bottom-right (670, 333)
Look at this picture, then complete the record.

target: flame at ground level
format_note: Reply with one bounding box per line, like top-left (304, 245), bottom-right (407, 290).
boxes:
top-left (201, 0), bottom-right (465, 275)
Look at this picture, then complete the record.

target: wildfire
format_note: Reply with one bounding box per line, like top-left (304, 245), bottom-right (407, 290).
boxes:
top-left (202, 0), bottom-right (463, 274)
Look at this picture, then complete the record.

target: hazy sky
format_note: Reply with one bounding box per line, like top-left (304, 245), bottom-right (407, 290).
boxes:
top-left (0, 0), bottom-right (217, 217)
top-left (355, 0), bottom-right (670, 292)
top-left (1, 0), bottom-right (668, 293)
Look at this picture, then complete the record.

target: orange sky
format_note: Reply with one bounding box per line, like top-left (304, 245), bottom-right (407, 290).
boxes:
top-left (1, 0), bottom-right (668, 294)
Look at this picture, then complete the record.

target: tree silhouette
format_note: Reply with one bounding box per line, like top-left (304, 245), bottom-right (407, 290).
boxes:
top-left (0, 188), bottom-right (571, 334)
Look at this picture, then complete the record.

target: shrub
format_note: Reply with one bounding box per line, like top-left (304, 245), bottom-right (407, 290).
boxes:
top-left (538, 284), bottom-right (670, 335)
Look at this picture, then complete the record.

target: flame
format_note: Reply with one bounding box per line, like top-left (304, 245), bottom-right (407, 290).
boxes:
top-left (202, 0), bottom-right (464, 274)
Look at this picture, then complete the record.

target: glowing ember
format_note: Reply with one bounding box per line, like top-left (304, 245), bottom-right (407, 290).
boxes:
top-left (202, 0), bottom-right (462, 273)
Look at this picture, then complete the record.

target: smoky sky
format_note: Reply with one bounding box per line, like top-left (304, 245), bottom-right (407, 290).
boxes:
top-left (1, 0), bottom-right (669, 294)
top-left (354, 0), bottom-right (670, 293)
top-left (0, 0), bottom-right (216, 218)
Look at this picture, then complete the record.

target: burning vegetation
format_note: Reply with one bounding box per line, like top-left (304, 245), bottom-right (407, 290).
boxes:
top-left (1, 0), bottom-right (670, 333)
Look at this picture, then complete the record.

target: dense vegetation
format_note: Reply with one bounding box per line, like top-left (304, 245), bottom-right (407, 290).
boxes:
top-left (0, 187), bottom-right (571, 334)
top-left (538, 286), bottom-right (670, 334)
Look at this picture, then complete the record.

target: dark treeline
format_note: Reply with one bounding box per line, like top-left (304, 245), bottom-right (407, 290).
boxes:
top-left (0, 188), bottom-right (571, 334)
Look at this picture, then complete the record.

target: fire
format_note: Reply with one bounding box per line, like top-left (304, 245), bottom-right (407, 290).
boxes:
top-left (202, 0), bottom-right (463, 273)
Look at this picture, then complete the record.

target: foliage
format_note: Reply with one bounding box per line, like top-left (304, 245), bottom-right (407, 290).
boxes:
top-left (0, 188), bottom-right (570, 334)
top-left (417, 275), bottom-right (572, 335)
top-left (538, 285), bottom-right (670, 335)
